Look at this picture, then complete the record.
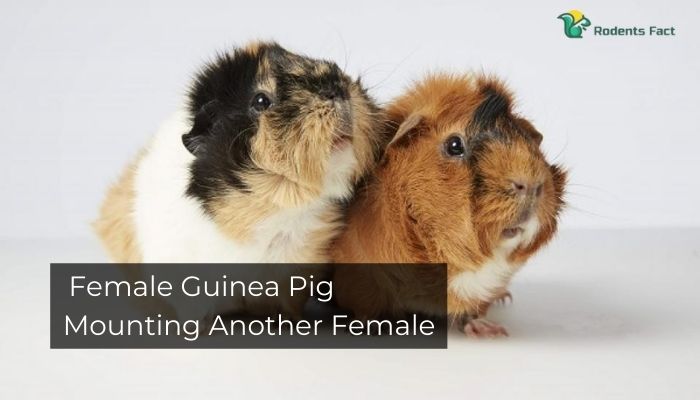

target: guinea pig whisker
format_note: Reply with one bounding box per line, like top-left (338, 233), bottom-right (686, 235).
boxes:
top-left (330, 28), bottom-right (349, 74)
top-left (226, 126), bottom-right (256, 155)
top-left (566, 182), bottom-right (617, 197)
top-left (360, 50), bottom-right (418, 92)
top-left (563, 191), bottom-right (605, 201)
top-left (548, 135), bottom-right (570, 163)
top-left (357, 108), bottom-right (386, 117)
top-left (564, 204), bottom-right (623, 222)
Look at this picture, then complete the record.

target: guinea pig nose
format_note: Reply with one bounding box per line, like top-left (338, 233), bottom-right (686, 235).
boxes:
top-left (510, 180), bottom-right (544, 197)
top-left (511, 180), bottom-right (527, 195)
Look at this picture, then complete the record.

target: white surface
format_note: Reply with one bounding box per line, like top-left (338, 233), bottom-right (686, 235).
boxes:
top-left (1, 229), bottom-right (699, 399)
top-left (0, 1), bottom-right (699, 239)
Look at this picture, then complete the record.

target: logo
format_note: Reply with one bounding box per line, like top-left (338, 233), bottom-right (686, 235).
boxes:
top-left (557, 10), bottom-right (677, 38)
top-left (558, 9), bottom-right (591, 38)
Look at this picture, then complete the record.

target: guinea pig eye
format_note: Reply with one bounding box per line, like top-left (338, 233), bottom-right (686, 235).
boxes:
top-left (251, 92), bottom-right (272, 112)
top-left (444, 135), bottom-right (466, 157)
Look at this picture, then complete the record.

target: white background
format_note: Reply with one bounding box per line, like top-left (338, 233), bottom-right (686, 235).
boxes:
top-left (1, 2), bottom-right (699, 400)
top-left (0, 0), bottom-right (698, 238)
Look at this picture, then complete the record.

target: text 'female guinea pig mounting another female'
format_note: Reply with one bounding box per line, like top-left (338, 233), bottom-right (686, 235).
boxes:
top-left (94, 41), bottom-right (567, 338)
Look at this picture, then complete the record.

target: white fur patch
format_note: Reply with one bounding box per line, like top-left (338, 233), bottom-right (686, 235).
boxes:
top-left (321, 145), bottom-right (358, 200)
top-left (449, 218), bottom-right (540, 302)
top-left (519, 217), bottom-right (540, 248)
top-left (449, 254), bottom-right (514, 303)
top-left (132, 110), bottom-right (357, 264)
top-left (130, 110), bottom-right (359, 319)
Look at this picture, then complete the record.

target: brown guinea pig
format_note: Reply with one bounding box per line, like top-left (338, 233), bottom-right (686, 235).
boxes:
top-left (332, 74), bottom-right (566, 337)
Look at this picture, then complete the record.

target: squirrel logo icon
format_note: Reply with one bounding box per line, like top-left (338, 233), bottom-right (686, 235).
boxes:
top-left (558, 10), bottom-right (591, 38)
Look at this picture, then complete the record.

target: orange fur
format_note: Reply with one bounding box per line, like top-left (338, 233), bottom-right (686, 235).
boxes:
top-left (93, 152), bottom-right (143, 263)
top-left (332, 74), bottom-right (567, 321)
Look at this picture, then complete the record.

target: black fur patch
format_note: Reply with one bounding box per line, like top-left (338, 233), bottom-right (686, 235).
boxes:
top-left (471, 84), bottom-right (511, 129)
top-left (264, 53), bottom-right (352, 136)
top-left (184, 46), bottom-right (264, 204)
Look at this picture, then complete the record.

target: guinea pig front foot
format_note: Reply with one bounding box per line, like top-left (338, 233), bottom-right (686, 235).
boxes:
top-left (492, 291), bottom-right (513, 306)
top-left (459, 315), bottom-right (508, 338)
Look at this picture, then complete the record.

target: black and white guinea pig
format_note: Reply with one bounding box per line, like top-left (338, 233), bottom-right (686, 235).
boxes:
top-left (94, 41), bottom-right (383, 318)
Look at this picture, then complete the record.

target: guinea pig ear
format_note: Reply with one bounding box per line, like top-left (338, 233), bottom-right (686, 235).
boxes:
top-left (388, 113), bottom-right (424, 148)
top-left (182, 100), bottom-right (219, 156)
top-left (514, 117), bottom-right (544, 145)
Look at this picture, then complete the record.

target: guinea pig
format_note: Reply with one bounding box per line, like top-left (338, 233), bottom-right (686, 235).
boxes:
top-left (94, 41), bottom-right (383, 321)
top-left (331, 74), bottom-right (566, 337)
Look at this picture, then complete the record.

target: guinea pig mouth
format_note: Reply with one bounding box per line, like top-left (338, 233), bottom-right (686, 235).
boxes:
top-left (331, 131), bottom-right (352, 150)
top-left (330, 103), bottom-right (354, 149)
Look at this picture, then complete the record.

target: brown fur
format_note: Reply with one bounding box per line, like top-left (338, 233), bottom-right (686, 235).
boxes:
top-left (93, 152), bottom-right (143, 263)
top-left (207, 68), bottom-right (382, 248)
top-left (332, 74), bottom-right (566, 321)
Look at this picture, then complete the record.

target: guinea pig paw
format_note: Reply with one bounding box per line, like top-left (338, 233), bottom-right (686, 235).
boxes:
top-left (493, 291), bottom-right (513, 306)
top-left (462, 318), bottom-right (509, 338)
